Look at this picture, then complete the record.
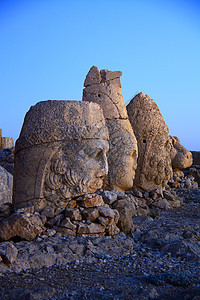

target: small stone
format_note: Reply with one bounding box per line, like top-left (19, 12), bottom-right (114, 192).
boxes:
top-left (168, 199), bottom-right (181, 208)
top-left (45, 228), bottom-right (56, 237)
top-left (149, 288), bottom-right (159, 299)
top-left (4, 243), bottom-right (18, 264)
top-left (106, 224), bottom-right (120, 236)
top-left (98, 207), bottom-right (115, 219)
top-left (101, 190), bottom-right (117, 205)
top-left (77, 222), bottom-right (105, 235)
top-left (171, 181), bottom-right (180, 189)
top-left (163, 190), bottom-right (175, 201)
top-left (79, 194), bottom-right (104, 208)
top-left (185, 179), bottom-right (192, 188)
top-left (45, 214), bottom-right (64, 227)
top-left (53, 226), bottom-right (76, 236)
top-left (143, 192), bottom-right (149, 199)
top-left (41, 206), bottom-right (55, 218)
top-left (134, 191), bottom-right (143, 198)
top-left (155, 198), bottom-right (171, 210)
top-left (82, 208), bottom-right (100, 222)
top-left (65, 208), bottom-right (82, 221)
top-left (113, 209), bottom-right (120, 223)
top-left (65, 200), bottom-right (77, 209)
top-left (60, 217), bottom-right (77, 231)
top-left (97, 217), bottom-right (110, 226)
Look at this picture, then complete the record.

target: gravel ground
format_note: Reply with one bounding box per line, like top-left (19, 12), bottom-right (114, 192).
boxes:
top-left (0, 188), bottom-right (200, 299)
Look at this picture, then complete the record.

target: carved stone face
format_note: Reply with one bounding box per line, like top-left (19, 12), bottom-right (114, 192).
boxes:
top-left (109, 141), bottom-right (138, 192)
top-left (103, 119), bottom-right (138, 193)
top-left (13, 100), bottom-right (109, 210)
top-left (127, 92), bottom-right (173, 192)
top-left (169, 136), bottom-right (193, 170)
top-left (44, 139), bottom-right (109, 203)
top-left (137, 134), bottom-right (172, 191)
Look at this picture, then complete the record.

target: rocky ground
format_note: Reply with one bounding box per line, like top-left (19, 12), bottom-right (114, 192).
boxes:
top-left (0, 188), bottom-right (199, 299)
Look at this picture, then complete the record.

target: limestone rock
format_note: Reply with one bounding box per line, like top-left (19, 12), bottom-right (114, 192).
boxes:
top-left (4, 243), bottom-right (18, 264)
top-left (169, 136), bottom-right (192, 169)
top-left (82, 208), bottom-right (100, 222)
top-left (0, 213), bottom-right (45, 241)
top-left (191, 151), bottom-right (200, 166)
top-left (101, 190), bottom-right (118, 205)
top-left (77, 222), bottom-right (105, 235)
top-left (189, 167), bottom-right (200, 187)
top-left (0, 166), bottom-right (13, 205)
top-left (112, 199), bottom-right (136, 233)
top-left (98, 206), bottom-right (115, 219)
top-left (83, 66), bottom-right (138, 193)
top-left (84, 65), bottom-right (101, 87)
top-left (0, 147), bottom-right (14, 175)
top-left (83, 66), bottom-right (127, 119)
top-left (65, 208), bottom-right (82, 221)
top-left (13, 100), bottom-right (109, 211)
top-left (153, 199), bottom-right (171, 210)
top-left (59, 217), bottom-right (77, 230)
top-left (78, 194), bottom-right (104, 208)
top-left (127, 92), bottom-right (172, 192)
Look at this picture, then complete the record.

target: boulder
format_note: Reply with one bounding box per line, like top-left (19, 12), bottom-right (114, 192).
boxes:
top-left (112, 199), bottom-right (136, 233)
top-left (0, 166), bottom-right (13, 205)
top-left (0, 212), bottom-right (45, 241)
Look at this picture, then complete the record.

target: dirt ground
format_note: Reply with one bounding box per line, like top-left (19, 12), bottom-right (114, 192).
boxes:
top-left (0, 188), bottom-right (200, 300)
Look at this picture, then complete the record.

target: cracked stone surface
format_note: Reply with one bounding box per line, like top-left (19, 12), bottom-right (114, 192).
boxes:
top-left (83, 66), bottom-right (138, 193)
top-left (127, 92), bottom-right (172, 192)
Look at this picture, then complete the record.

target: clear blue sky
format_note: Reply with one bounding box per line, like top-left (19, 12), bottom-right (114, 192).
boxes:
top-left (0, 0), bottom-right (200, 150)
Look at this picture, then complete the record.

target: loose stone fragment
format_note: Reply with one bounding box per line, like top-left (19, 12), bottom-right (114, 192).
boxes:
top-left (77, 222), bottom-right (105, 235)
top-left (98, 206), bottom-right (115, 219)
top-left (0, 213), bottom-right (45, 241)
top-left (112, 199), bottom-right (136, 233)
top-left (60, 217), bottom-right (77, 231)
top-left (82, 208), bottom-right (100, 222)
top-left (78, 194), bottom-right (104, 208)
top-left (4, 243), bottom-right (18, 264)
top-left (65, 208), bottom-right (82, 221)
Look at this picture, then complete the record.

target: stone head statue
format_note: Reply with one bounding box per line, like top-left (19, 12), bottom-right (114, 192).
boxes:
top-left (13, 100), bottom-right (109, 210)
top-left (127, 92), bottom-right (172, 192)
top-left (169, 136), bottom-right (193, 170)
top-left (83, 66), bottom-right (138, 193)
top-left (103, 119), bottom-right (138, 192)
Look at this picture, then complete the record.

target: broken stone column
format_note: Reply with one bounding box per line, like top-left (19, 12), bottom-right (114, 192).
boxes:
top-left (83, 66), bottom-right (138, 193)
top-left (0, 129), bottom-right (13, 149)
top-left (13, 100), bottom-right (109, 211)
top-left (127, 92), bottom-right (173, 192)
